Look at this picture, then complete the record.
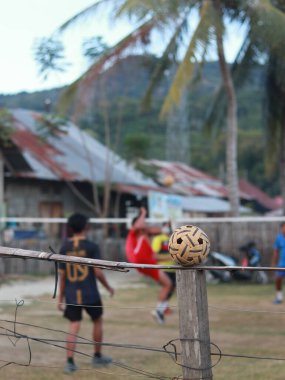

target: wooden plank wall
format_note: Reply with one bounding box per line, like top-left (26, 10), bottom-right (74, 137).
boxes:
top-left (196, 221), bottom-right (280, 264)
top-left (0, 220), bottom-right (281, 275)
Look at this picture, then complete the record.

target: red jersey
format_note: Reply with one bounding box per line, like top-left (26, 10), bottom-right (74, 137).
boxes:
top-left (125, 229), bottom-right (157, 264)
top-left (125, 229), bottom-right (137, 262)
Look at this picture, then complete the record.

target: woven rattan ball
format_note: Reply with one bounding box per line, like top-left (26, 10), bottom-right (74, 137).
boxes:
top-left (168, 225), bottom-right (210, 266)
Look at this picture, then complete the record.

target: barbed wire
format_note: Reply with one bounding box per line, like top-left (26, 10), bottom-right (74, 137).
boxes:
top-left (2, 245), bottom-right (285, 379)
top-left (1, 299), bottom-right (285, 380)
top-left (0, 298), bottom-right (177, 310)
top-left (0, 299), bottom-right (173, 379)
top-left (163, 339), bottom-right (222, 370)
top-left (3, 297), bottom-right (285, 316)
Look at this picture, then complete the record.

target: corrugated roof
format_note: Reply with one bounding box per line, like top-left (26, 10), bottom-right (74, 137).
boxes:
top-left (140, 159), bottom-right (236, 198)
top-left (9, 109), bottom-right (156, 187)
top-left (239, 178), bottom-right (279, 211)
top-left (140, 159), bottom-right (275, 208)
top-left (143, 159), bottom-right (219, 184)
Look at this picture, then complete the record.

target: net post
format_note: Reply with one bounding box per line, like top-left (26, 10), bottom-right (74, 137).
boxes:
top-left (176, 268), bottom-right (213, 379)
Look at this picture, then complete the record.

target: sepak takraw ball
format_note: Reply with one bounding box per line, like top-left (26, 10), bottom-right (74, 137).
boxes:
top-left (168, 225), bottom-right (210, 266)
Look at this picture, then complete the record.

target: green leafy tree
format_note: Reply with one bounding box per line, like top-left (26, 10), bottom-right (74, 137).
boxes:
top-left (0, 109), bottom-right (14, 144)
top-left (35, 0), bottom-right (241, 215)
top-left (124, 132), bottom-right (150, 161)
top-left (35, 0), bottom-right (285, 215)
top-left (0, 108), bottom-right (15, 216)
top-left (33, 37), bottom-right (70, 80)
top-left (206, 0), bottom-right (285, 211)
top-left (35, 113), bottom-right (68, 141)
top-left (264, 56), bottom-right (285, 213)
top-left (82, 36), bottom-right (109, 63)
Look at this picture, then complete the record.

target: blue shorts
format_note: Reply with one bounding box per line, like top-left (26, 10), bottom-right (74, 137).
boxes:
top-left (276, 271), bottom-right (285, 278)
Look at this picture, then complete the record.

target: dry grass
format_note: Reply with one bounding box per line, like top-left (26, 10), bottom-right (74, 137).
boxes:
top-left (0, 277), bottom-right (284, 379)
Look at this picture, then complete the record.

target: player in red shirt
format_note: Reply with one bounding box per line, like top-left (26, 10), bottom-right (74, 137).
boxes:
top-left (126, 207), bottom-right (172, 324)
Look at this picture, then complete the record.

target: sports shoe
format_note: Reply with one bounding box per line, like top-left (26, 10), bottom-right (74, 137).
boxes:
top-left (152, 309), bottom-right (165, 324)
top-left (64, 361), bottom-right (78, 374)
top-left (92, 354), bottom-right (112, 368)
top-left (273, 299), bottom-right (283, 304)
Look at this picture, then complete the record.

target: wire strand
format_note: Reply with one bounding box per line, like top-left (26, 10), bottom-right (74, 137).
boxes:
top-left (3, 298), bottom-right (285, 315)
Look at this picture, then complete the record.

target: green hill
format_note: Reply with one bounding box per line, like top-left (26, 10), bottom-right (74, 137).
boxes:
top-left (0, 56), bottom-right (277, 195)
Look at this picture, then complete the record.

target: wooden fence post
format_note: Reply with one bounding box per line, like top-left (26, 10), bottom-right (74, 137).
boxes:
top-left (176, 269), bottom-right (212, 380)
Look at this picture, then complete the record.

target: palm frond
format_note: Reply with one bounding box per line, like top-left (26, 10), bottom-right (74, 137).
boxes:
top-left (264, 56), bottom-right (285, 174)
top-left (115, 0), bottom-right (195, 23)
top-left (202, 0), bottom-right (285, 134)
top-left (58, 0), bottom-right (114, 33)
top-left (62, 19), bottom-right (156, 118)
top-left (160, 1), bottom-right (216, 118)
top-left (56, 78), bottom-right (81, 116)
top-left (246, 0), bottom-right (285, 57)
top-left (202, 29), bottom-right (255, 135)
top-left (202, 83), bottom-right (225, 135)
top-left (115, 0), bottom-right (149, 20)
top-left (141, 16), bottom-right (188, 111)
top-left (231, 35), bottom-right (256, 88)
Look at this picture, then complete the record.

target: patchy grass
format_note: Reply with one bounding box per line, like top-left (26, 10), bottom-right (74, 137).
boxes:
top-left (0, 273), bottom-right (51, 286)
top-left (208, 283), bottom-right (285, 380)
top-left (0, 279), bottom-right (284, 379)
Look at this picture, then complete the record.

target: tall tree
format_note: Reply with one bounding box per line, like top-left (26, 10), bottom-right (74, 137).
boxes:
top-left (0, 109), bottom-right (15, 218)
top-left (260, 1), bottom-right (285, 214)
top-left (264, 55), bottom-right (285, 214)
top-left (36, 0), bottom-right (285, 215)
top-left (213, 0), bottom-right (239, 215)
top-left (207, 0), bottom-right (285, 213)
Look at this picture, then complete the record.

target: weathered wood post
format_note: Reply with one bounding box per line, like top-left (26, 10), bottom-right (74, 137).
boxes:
top-left (176, 269), bottom-right (212, 379)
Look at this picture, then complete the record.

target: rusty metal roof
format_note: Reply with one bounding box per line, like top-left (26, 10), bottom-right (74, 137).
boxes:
top-left (8, 109), bottom-right (156, 187)
top-left (239, 178), bottom-right (279, 211)
top-left (140, 159), bottom-right (277, 209)
top-left (140, 159), bottom-right (237, 198)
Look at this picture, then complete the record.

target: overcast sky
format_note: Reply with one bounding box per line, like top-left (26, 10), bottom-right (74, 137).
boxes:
top-left (0, 1), bottom-right (245, 95)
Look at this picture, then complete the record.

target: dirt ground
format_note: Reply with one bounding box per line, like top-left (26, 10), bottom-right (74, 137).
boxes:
top-left (0, 274), bottom-right (285, 379)
top-left (0, 270), bottom-right (145, 300)
top-left (0, 271), bottom-right (179, 380)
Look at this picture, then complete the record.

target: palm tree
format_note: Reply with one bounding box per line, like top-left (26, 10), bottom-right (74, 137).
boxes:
top-left (41, 0), bottom-right (241, 215)
top-left (206, 0), bottom-right (285, 213)
top-left (255, 1), bottom-right (285, 214)
top-left (214, 0), bottom-right (239, 215)
top-left (37, 0), bottom-right (285, 215)
top-left (264, 57), bottom-right (285, 214)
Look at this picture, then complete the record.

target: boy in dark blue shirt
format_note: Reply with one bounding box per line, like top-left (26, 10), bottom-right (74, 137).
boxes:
top-left (58, 213), bottom-right (114, 373)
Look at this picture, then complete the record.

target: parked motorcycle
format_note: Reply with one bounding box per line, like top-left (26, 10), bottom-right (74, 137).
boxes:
top-left (205, 242), bottom-right (269, 284)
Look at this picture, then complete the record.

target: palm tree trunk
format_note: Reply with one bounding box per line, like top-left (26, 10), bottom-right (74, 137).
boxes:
top-left (280, 121), bottom-right (285, 215)
top-left (214, 0), bottom-right (240, 216)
